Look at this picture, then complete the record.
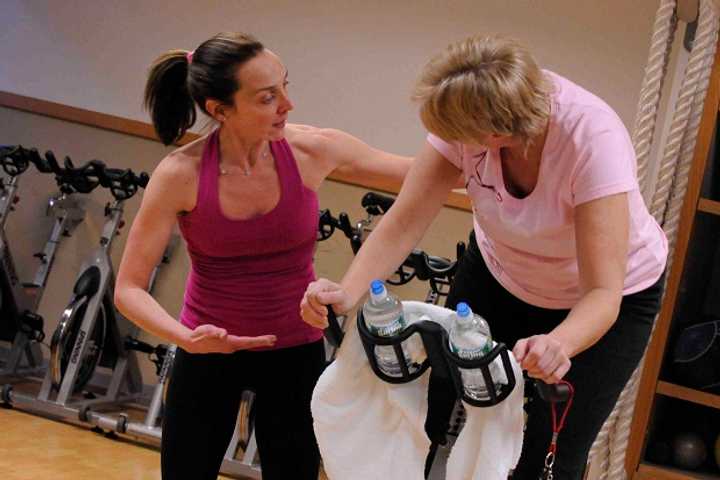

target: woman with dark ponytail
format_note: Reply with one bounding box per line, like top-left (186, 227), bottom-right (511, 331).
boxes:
top-left (114, 32), bottom-right (412, 479)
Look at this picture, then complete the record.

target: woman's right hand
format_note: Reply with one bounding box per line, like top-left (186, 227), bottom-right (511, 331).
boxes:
top-left (301, 278), bottom-right (354, 328)
top-left (182, 324), bottom-right (276, 354)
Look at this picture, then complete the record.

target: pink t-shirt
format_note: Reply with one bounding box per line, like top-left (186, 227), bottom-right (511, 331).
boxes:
top-left (428, 71), bottom-right (668, 309)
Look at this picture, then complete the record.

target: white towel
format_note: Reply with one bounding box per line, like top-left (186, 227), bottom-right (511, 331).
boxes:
top-left (312, 301), bottom-right (525, 480)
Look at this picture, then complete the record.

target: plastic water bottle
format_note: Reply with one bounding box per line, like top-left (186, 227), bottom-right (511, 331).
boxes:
top-left (448, 302), bottom-right (496, 400)
top-left (362, 280), bottom-right (423, 377)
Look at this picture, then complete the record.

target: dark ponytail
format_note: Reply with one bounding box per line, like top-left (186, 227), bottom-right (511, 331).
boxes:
top-left (144, 50), bottom-right (195, 145)
top-left (143, 33), bottom-right (265, 146)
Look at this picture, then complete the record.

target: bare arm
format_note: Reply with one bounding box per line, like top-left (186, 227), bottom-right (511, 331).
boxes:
top-left (115, 156), bottom-right (190, 345)
top-left (115, 153), bottom-right (275, 352)
top-left (322, 128), bottom-right (413, 187)
top-left (288, 125), bottom-right (413, 190)
top-left (301, 140), bottom-right (462, 325)
top-left (514, 192), bottom-right (629, 383)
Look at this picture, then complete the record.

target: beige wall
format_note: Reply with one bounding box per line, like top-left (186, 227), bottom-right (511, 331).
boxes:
top-left (0, 106), bottom-right (473, 383)
top-left (2, 0), bottom-right (660, 155)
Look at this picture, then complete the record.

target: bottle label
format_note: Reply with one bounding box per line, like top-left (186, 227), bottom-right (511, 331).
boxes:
top-left (367, 315), bottom-right (405, 338)
top-left (450, 339), bottom-right (492, 359)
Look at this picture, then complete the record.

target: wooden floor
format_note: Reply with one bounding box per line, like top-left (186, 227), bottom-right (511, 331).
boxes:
top-left (1, 406), bottom-right (183, 479)
top-left (1, 406), bottom-right (329, 480)
top-left (3, 405), bottom-right (334, 480)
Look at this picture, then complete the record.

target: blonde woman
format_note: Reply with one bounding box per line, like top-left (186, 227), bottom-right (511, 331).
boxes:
top-left (301, 35), bottom-right (667, 479)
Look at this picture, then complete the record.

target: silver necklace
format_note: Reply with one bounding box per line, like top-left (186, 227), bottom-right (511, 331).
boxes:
top-left (219, 146), bottom-right (270, 176)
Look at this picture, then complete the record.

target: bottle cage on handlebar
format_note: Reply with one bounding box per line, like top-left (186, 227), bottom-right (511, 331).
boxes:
top-left (356, 309), bottom-right (516, 408)
top-left (323, 308), bottom-right (570, 406)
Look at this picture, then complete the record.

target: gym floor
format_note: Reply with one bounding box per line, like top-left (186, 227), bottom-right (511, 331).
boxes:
top-left (1, 406), bottom-right (171, 479)
top-left (0, 407), bottom-right (330, 479)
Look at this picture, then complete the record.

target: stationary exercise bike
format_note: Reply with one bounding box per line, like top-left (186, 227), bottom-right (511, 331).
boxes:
top-left (322, 192), bottom-right (571, 480)
top-left (87, 233), bottom-right (179, 439)
top-left (45, 159), bottom-right (149, 407)
top-left (1, 156), bottom-right (151, 419)
top-left (0, 146), bottom-right (87, 378)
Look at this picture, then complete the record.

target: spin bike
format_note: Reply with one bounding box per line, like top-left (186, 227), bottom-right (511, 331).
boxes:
top-left (83, 232), bottom-right (179, 440)
top-left (2, 157), bottom-right (152, 419)
top-left (322, 191), bottom-right (571, 480)
top-left (0, 146), bottom-right (87, 378)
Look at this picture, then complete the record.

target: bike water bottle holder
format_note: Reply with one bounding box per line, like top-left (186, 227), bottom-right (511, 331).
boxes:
top-left (356, 309), bottom-right (517, 408)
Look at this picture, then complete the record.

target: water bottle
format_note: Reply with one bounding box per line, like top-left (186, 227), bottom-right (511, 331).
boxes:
top-left (362, 280), bottom-right (424, 377)
top-left (448, 302), bottom-right (496, 400)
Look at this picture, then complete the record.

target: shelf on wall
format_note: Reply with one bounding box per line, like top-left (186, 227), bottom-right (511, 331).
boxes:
top-left (656, 381), bottom-right (720, 409)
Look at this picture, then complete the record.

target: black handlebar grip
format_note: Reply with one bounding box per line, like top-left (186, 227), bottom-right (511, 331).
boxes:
top-left (138, 172), bottom-right (150, 188)
top-left (43, 150), bottom-right (64, 175)
top-left (0, 146), bottom-right (26, 176)
top-left (324, 306), bottom-right (344, 347)
top-left (361, 192), bottom-right (395, 215)
top-left (534, 380), bottom-right (571, 402)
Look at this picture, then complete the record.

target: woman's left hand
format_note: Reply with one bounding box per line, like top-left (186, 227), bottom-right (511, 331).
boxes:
top-left (512, 334), bottom-right (572, 384)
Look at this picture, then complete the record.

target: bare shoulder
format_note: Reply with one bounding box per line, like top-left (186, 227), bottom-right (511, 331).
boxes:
top-left (148, 135), bottom-right (207, 212)
top-left (283, 124), bottom-right (344, 189)
top-left (156, 139), bottom-right (202, 182)
top-left (285, 123), bottom-right (349, 159)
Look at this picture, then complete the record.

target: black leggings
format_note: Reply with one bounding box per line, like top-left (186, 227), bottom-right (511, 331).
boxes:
top-left (161, 340), bottom-right (326, 480)
top-left (438, 231), bottom-right (664, 480)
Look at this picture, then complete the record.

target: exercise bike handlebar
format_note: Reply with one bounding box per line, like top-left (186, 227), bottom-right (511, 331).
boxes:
top-left (0, 145), bottom-right (44, 177)
top-left (124, 337), bottom-right (168, 375)
top-left (360, 191), bottom-right (395, 215)
top-left (45, 152), bottom-right (103, 194)
top-left (324, 306), bottom-right (344, 348)
top-left (94, 163), bottom-right (149, 200)
top-left (317, 209), bottom-right (355, 242)
top-left (0, 146), bottom-right (101, 195)
top-left (318, 194), bottom-right (464, 291)
top-left (51, 154), bottom-right (148, 199)
top-left (1, 145), bottom-right (148, 198)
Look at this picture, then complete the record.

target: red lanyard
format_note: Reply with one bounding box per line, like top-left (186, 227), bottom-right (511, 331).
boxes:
top-left (541, 380), bottom-right (575, 480)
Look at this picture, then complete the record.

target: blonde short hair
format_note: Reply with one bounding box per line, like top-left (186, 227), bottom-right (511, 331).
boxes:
top-left (413, 35), bottom-right (551, 145)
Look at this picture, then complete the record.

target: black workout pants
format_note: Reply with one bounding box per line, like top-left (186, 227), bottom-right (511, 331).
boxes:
top-left (161, 339), bottom-right (326, 480)
top-left (437, 231), bottom-right (664, 480)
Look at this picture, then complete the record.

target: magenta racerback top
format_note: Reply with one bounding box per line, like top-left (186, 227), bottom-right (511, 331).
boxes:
top-left (178, 129), bottom-right (323, 349)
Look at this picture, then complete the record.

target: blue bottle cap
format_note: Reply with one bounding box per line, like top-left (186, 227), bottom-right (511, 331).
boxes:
top-left (370, 279), bottom-right (385, 295)
top-left (456, 302), bottom-right (471, 317)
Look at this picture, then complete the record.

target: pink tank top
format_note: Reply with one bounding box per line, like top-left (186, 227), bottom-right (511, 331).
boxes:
top-left (178, 129), bottom-right (323, 349)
